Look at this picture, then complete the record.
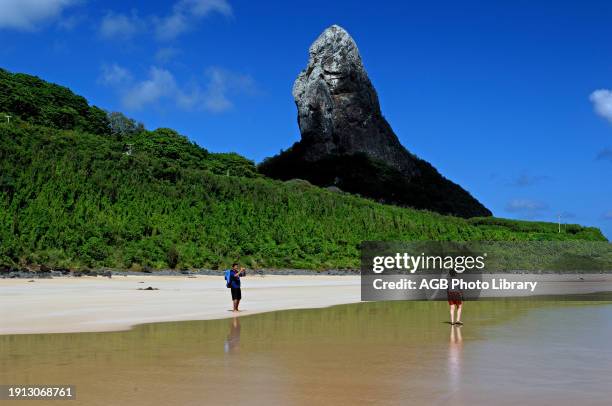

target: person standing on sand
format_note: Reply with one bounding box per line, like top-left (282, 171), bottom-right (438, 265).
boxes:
top-left (447, 270), bottom-right (463, 325)
top-left (228, 263), bottom-right (246, 312)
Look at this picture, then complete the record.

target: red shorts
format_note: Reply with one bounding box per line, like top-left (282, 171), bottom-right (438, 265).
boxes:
top-left (447, 290), bottom-right (463, 305)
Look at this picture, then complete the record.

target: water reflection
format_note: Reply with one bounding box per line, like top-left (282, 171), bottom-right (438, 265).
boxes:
top-left (1, 300), bottom-right (611, 405)
top-left (224, 317), bottom-right (241, 354)
top-left (448, 325), bottom-right (463, 393)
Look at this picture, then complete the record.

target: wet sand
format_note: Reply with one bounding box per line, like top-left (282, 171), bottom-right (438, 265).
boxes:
top-left (0, 275), bottom-right (361, 335)
top-left (1, 274), bottom-right (612, 335)
top-left (1, 300), bottom-right (611, 405)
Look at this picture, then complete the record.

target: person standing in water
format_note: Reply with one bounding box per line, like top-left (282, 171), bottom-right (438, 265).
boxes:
top-left (228, 263), bottom-right (246, 312)
top-left (447, 270), bottom-right (463, 325)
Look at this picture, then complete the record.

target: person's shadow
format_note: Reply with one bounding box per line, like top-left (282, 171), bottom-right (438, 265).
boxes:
top-left (224, 317), bottom-right (241, 354)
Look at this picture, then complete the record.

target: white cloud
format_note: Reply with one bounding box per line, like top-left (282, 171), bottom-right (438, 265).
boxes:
top-left (0, 0), bottom-right (79, 31)
top-left (99, 11), bottom-right (145, 40)
top-left (202, 69), bottom-right (232, 112)
top-left (97, 1), bottom-right (231, 42)
top-left (590, 89), bottom-right (612, 124)
top-left (100, 63), bottom-right (254, 113)
top-left (201, 67), bottom-right (256, 113)
top-left (99, 63), bottom-right (132, 86)
top-left (188, 0), bottom-right (232, 17)
top-left (122, 67), bottom-right (178, 110)
top-left (506, 199), bottom-right (549, 218)
top-left (156, 0), bottom-right (232, 41)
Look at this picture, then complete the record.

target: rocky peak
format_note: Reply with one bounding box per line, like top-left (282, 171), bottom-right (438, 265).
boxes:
top-left (292, 25), bottom-right (416, 174)
top-left (294, 25), bottom-right (369, 98)
top-left (261, 25), bottom-right (491, 218)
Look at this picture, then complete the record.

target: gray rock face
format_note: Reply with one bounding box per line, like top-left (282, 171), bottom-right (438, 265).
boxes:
top-left (292, 25), bottom-right (418, 175)
top-left (261, 25), bottom-right (491, 218)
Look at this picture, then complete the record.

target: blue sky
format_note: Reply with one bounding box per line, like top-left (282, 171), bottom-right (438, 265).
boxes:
top-left (0, 0), bottom-right (611, 238)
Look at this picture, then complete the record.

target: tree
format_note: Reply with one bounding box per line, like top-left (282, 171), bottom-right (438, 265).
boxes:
top-left (107, 111), bottom-right (144, 139)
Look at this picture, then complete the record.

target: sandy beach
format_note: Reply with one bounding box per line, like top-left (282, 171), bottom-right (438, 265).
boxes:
top-left (1, 273), bottom-right (611, 335)
top-left (0, 275), bottom-right (361, 335)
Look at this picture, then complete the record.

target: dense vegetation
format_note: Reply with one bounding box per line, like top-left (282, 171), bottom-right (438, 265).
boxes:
top-left (0, 69), bottom-right (109, 135)
top-left (0, 69), bottom-right (607, 271)
top-left (259, 143), bottom-right (492, 218)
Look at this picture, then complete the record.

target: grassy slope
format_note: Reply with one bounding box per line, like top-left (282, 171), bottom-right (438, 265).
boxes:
top-left (0, 69), bottom-right (606, 270)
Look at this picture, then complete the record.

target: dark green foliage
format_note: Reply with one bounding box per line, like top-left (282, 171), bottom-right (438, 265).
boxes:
top-left (207, 153), bottom-right (261, 178)
top-left (167, 245), bottom-right (180, 269)
top-left (0, 119), bottom-right (605, 270)
top-left (0, 68), bottom-right (110, 135)
top-left (258, 142), bottom-right (492, 218)
top-left (0, 68), bottom-right (607, 270)
top-left (467, 217), bottom-right (606, 241)
top-left (127, 127), bottom-right (258, 179)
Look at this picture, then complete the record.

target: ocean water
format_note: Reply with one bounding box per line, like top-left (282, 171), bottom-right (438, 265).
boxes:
top-left (1, 300), bottom-right (611, 405)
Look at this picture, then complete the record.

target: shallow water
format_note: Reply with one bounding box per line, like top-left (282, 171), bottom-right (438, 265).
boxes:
top-left (1, 300), bottom-right (611, 405)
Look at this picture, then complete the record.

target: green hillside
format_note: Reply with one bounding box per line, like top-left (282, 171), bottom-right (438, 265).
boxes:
top-left (0, 68), bottom-right (606, 271)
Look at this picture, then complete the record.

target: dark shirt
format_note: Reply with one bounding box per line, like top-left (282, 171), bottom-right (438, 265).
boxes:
top-left (229, 270), bottom-right (242, 288)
